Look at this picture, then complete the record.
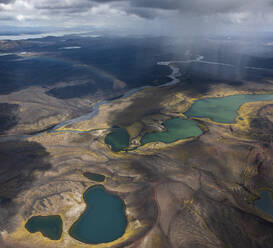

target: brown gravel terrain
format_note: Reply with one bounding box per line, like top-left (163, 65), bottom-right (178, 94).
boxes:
top-left (1, 64), bottom-right (273, 248)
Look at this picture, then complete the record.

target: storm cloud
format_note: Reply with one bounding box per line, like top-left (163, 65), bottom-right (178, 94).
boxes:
top-left (0, 0), bottom-right (14, 4)
top-left (0, 0), bottom-right (273, 35)
top-left (92, 0), bottom-right (272, 15)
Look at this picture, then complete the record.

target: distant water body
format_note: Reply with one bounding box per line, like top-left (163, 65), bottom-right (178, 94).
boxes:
top-left (0, 31), bottom-right (100, 40)
top-left (60, 46), bottom-right (82, 50)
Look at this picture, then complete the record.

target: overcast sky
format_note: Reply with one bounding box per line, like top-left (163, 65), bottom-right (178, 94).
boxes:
top-left (0, 0), bottom-right (273, 36)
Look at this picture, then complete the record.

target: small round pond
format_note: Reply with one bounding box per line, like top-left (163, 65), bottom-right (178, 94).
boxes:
top-left (105, 128), bottom-right (129, 152)
top-left (255, 191), bottom-right (273, 219)
top-left (83, 172), bottom-right (105, 182)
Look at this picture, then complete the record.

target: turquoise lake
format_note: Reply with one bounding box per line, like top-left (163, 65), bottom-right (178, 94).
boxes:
top-left (69, 185), bottom-right (127, 244)
top-left (141, 118), bottom-right (203, 145)
top-left (185, 94), bottom-right (273, 123)
top-left (25, 215), bottom-right (63, 240)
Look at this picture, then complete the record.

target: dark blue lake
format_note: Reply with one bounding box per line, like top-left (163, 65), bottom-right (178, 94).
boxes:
top-left (255, 191), bottom-right (273, 218)
top-left (25, 215), bottom-right (62, 240)
top-left (69, 185), bottom-right (127, 244)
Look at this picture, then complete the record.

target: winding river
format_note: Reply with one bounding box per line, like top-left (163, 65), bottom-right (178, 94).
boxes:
top-left (0, 59), bottom-right (183, 142)
top-left (50, 61), bottom-right (182, 132)
top-left (29, 59), bottom-right (273, 132)
top-left (1, 57), bottom-right (273, 142)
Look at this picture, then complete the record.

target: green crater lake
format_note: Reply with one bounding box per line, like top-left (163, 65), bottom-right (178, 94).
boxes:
top-left (185, 94), bottom-right (273, 123)
top-left (255, 191), bottom-right (273, 219)
top-left (105, 128), bottom-right (129, 152)
top-left (83, 172), bottom-right (105, 182)
top-left (141, 118), bottom-right (203, 145)
top-left (69, 185), bottom-right (127, 244)
top-left (25, 215), bottom-right (63, 240)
